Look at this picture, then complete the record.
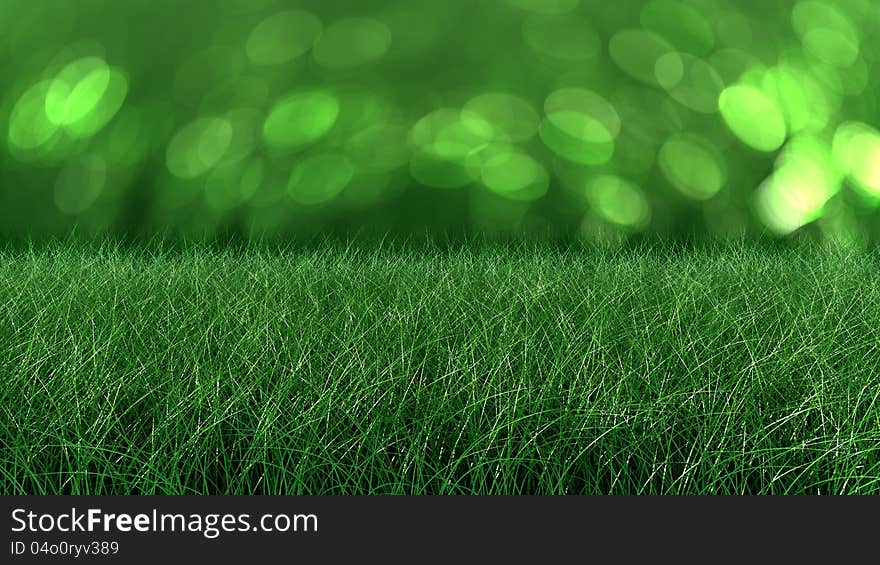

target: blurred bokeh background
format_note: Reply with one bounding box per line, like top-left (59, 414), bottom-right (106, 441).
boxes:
top-left (2, 0), bottom-right (880, 242)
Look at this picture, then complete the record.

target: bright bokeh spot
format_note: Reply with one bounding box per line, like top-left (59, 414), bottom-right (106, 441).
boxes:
top-left (832, 122), bottom-right (880, 198)
top-left (64, 69), bottom-right (128, 139)
top-left (719, 84), bottom-right (787, 152)
top-left (783, 135), bottom-right (841, 195)
top-left (288, 153), bottom-right (354, 205)
top-left (756, 135), bottom-right (840, 234)
top-left (313, 18), bottom-right (392, 70)
top-left (640, 0), bottom-right (715, 55)
top-left (45, 57), bottom-right (111, 126)
top-left (756, 168), bottom-right (827, 235)
top-left (464, 93), bottom-right (540, 143)
top-left (166, 117), bottom-right (234, 179)
top-left (54, 155), bottom-right (106, 214)
top-left (658, 133), bottom-right (726, 200)
top-left (609, 29), bottom-right (675, 85)
top-left (262, 90), bottom-right (340, 151)
top-left (587, 175), bottom-right (650, 228)
top-left (761, 65), bottom-right (829, 134)
top-left (246, 10), bottom-right (323, 65)
top-left (522, 14), bottom-right (600, 62)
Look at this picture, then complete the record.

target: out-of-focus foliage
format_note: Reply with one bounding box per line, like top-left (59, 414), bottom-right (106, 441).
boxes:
top-left (2, 0), bottom-right (880, 242)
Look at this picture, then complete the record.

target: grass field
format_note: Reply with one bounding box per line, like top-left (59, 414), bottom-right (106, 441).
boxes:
top-left (1, 240), bottom-right (879, 494)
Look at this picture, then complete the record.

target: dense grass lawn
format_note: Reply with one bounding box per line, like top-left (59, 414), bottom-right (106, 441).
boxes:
top-left (1, 241), bottom-right (879, 494)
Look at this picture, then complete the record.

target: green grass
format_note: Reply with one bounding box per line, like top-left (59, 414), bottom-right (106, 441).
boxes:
top-left (1, 240), bottom-right (879, 494)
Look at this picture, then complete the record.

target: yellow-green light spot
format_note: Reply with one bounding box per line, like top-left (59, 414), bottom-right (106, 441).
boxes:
top-left (756, 135), bottom-right (840, 233)
top-left (64, 69), bottom-right (128, 139)
top-left (588, 175), bottom-right (650, 228)
top-left (609, 29), bottom-right (675, 85)
top-left (522, 14), bottom-right (600, 63)
top-left (718, 84), bottom-right (786, 152)
top-left (832, 122), bottom-right (880, 197)
top-left (756, 167), bottom-right (827, 235)
top-left (54, 155), bottom-right (106, 215)
top-left (45, 57), bottom-right (111, 126)
top-left (313, 18), bottom-right (392, 70)
top-left (166, 117), bottom-right (234, 179)
top-left (246, 10), bottom-right (322, 66)
top-left (761, 65), bottom-right (828, 134)
top-left (464, 93), bottom-right (540, 143)
top-left (262, 90), bottom-right (339, 151)
top-left (288, 153), bottom-right (354, 205)
top-left (781, 135), bottom-right (841, 196)
top-left (658, 133), bottom-right (726, 199)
